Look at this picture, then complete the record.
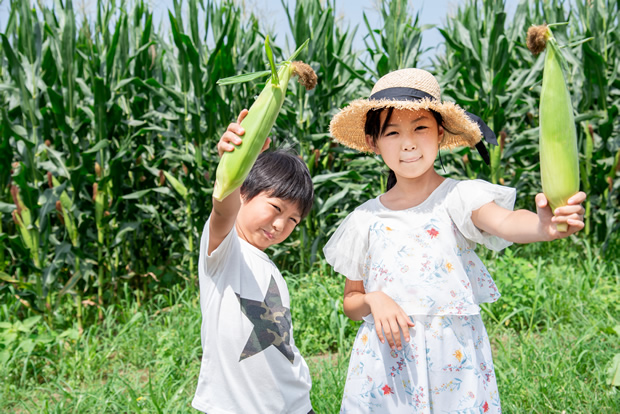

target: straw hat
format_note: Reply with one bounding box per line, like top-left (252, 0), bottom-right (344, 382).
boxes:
top-left (329, 68), bottom-right (496, 157)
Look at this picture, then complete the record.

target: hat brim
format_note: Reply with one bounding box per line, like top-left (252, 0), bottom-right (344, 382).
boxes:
top-left (329, 97), bottom-right (482, 153)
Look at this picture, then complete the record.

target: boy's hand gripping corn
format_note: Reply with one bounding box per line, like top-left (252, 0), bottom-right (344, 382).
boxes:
top-left (527, 24), bottom-right (580, 232)
top-left (213, 38), bottom-right (317, 201)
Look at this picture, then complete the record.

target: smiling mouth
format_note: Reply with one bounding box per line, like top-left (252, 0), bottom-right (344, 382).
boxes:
top-left (401, 155), bottom-right (422, 163)
top-left (263, 230), bottom-right (274, 240)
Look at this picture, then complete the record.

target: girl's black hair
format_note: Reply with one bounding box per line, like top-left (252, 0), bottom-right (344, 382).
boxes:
top-left (364, 107), bottom-right (444, 191)
top-left (240, 149), bottom-right (314, 219)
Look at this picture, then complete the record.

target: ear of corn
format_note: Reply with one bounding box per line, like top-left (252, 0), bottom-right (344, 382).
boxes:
top-left (10, 185), bottom-right (41, 268)
top-left (213, 37), bottom-right (317, 201)
top-left (52, 175), bottom-right (79, 247)
top-left (527, 25), bottom-right (580, 232)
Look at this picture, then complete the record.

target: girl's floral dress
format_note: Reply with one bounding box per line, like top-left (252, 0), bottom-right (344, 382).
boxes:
top-left (324, 179), bottom-right (516, 413)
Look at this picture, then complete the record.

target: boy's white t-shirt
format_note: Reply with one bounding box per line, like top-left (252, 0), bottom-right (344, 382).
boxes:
top-left (192, 220), bottom-right (312, 414)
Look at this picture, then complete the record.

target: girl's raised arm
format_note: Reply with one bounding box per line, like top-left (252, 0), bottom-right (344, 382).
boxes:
top-left (471, 191), bottom-right (586, 244)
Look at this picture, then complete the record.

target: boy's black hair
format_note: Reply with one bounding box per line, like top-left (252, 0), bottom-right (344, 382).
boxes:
top-left (365, 107), bottom-right (445, 191)
top-left (240, 149), bottom-right (314, 219)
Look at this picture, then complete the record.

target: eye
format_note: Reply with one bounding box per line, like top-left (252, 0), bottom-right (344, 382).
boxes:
top-left (270, 204), bottom-right (281, 212)
top-left (289, 217), bottom-right (299, 225)
top-left (415, 125), bottom-right (428, 131)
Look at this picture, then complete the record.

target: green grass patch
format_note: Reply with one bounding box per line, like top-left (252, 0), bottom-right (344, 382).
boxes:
top-left (1, 241), bottom-right (618, 413)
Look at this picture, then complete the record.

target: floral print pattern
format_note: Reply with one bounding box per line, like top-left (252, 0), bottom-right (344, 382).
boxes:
top-left (341, 315), bottom-right (501, 413)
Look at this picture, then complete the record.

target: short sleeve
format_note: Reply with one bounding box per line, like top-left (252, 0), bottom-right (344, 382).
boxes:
top-left (199, 218), bottom-right (238, 277)
top-left (323, 211), bottom-right (368, 281)
top-left (446, 179), bottom-right (517, 251)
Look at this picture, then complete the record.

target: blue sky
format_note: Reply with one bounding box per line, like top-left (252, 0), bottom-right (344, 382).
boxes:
top-left (0, 0), bottom-right (520, 63)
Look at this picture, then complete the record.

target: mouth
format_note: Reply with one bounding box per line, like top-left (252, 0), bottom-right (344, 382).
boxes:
top-left (401, 155), bottom-right (422, 163)
top-left (262, 230), bottom-right (274, 240)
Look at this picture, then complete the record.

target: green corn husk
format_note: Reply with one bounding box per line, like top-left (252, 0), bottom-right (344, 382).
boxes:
top-left (10, 185), bottom-right (41, 268)
top-left (51, 175), bottom-right (79, 247)
top-left (527, 25), bottom-right (580, 232)
top-left (213, 38), bottom-right (316, 201)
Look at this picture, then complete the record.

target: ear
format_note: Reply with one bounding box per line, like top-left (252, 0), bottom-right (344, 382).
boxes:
top-left (437, 125), bottom-right (445, 145)
top-left (365, 135), bottom-right (380, 155)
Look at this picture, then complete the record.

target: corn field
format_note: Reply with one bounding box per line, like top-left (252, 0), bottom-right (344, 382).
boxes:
top-left (0, 0), bottom-right (619, 331)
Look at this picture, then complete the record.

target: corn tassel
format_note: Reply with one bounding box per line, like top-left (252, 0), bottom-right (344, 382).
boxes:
top-left (527, 25), bottom-right (580, 232)
top-left (213, 38), bottom-right (317, 201)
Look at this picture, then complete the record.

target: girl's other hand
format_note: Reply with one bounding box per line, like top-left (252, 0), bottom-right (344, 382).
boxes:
top-left (366, 291), bottom-right (415, 350)
top-left (536, 191), bottom-right (586, 239)
top-left (217, 109), bottom-right (271, 157)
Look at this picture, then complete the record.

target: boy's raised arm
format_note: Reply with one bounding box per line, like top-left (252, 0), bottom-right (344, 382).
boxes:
top-left (208, 109), bottom-right (270, 254)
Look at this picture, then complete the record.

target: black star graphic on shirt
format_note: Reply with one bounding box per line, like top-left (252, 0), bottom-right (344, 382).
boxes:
top-left (236, 275), bottom-right (295, 363)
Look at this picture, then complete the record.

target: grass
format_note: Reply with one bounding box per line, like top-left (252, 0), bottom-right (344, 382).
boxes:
top-left (1, 241), bottom-right (618, 413)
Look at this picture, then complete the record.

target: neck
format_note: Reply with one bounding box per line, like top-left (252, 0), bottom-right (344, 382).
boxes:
top-left (382, 169), bottom-right (445, 210)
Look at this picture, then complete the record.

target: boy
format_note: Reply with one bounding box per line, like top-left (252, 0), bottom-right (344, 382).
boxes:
top-left (192, 109), bottom-right (315, 414)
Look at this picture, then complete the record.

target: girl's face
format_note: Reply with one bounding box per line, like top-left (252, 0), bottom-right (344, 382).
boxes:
top-left (366, 108), bottom-right (444, 182)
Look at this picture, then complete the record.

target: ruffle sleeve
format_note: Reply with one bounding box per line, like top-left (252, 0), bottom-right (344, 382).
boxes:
top-left (323, 210), bottom-right (369, 281)
top-left (446, 179), bottom-right (516, 251)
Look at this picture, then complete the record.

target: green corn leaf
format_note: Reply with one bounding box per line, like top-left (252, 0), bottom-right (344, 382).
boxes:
top-left (163, 171), bottom-right (188, 198)
top-left (265, 36), bottom-right (279, 85)
top-left (46, 87), bottom-right (69, 133)
top-left (94, 76), bottom-right (106, 143)
top-left (58, 270), bottom-right (83, 298)
top-left (106, 16), bottom-right (122, 81)
top-left (60, 203), bottom-right (79, 247)
top-left (286, 38), bottom-right (310, 62)
top-left (122, 189), bottom-right (152, 200)
top-left (0, 272), bottom-right (19, 283)
top-left (0, 202), bottom-right (17, 213)
top-left (0, 34), bottom-right (25, 89)
top-left (84, 139), bottom-right (111, 154)
top-left (216, 70), bottom-right (272, 85)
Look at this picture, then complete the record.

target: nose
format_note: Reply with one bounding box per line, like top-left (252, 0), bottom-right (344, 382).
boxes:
top-left (402, 136), bottom-right (416, 151)
top-left (272, 217), bottom-right (284, 232)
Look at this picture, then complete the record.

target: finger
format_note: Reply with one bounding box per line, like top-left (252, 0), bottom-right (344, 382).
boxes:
top-left (567, 191), bottom-right (587, 205)
top-left (535, 193), bottom-right (548, 209)
top-left (222, 131), bottom-right (242, 146)
top-left (552, 212), bottom-right (584, 224)
top-left (376, 324), bottom-right (385, 345)
top-left (217, 143), bottom-right (234, 158)
top-left (381, 323), bottom-right (396, 349)
top-left (556, 216), bottom-right (585, 236)
top-left (227, 122), bottom-right (245, 137)
top-left (566, 218), bottom-right (585, 230)
top-left (260, 136), bottom-right (271, 153)
top-left (553, 205), bottom-right (585, 218)
top-left (236, 108), bottom-right (249, 124)
top-left (397, 315), bottom-right (412, 343)
top-left (535, 193), bottom-right (553, 222)
top-left (556, 207), bottom-right (585, 220)
top-left (387, 320), bottom-right (402, 350)
top-left (559, 203), bottom-right (585, 214)
top-left (219, 142), bottom-right (237, 152)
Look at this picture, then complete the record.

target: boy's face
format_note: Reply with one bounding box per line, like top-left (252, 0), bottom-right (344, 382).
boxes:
top-left (235, 192), bottom-right (302, 251)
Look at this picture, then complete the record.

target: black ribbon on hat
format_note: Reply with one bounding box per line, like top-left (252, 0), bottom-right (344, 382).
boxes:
top-left (370, 87), bottom-right (497, 165)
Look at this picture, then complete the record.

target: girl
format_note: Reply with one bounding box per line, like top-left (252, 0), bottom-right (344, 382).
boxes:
top-left (323, 68), bottom-right (585, 413)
